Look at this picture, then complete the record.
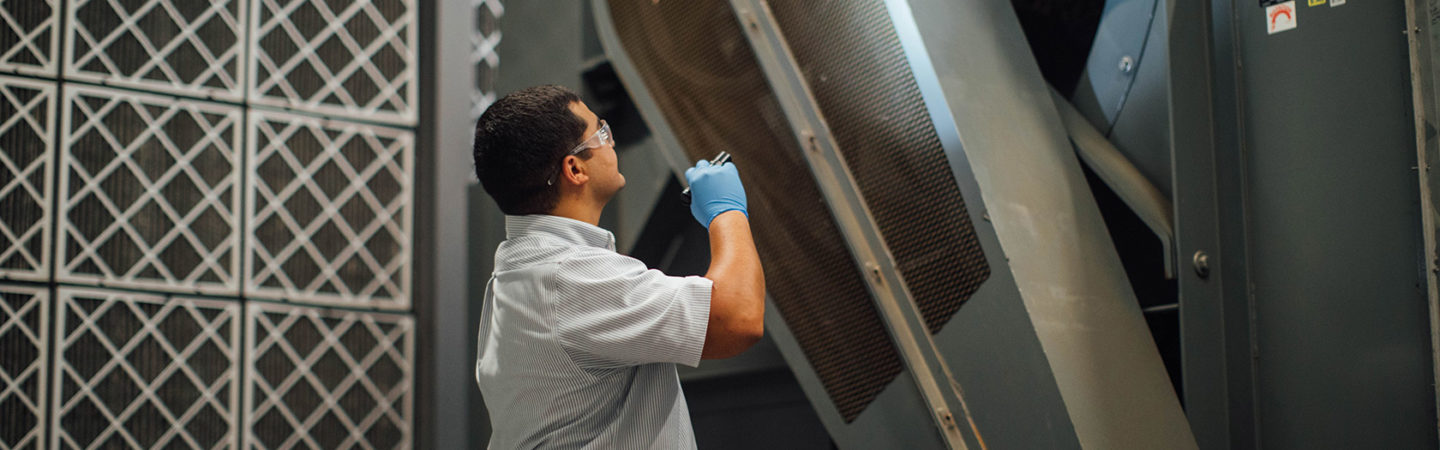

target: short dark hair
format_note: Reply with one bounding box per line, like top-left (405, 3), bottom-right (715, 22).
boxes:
top-left (473, 85), bottom-right (587, 215)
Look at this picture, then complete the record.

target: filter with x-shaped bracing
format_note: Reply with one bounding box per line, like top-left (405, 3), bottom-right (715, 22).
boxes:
top-left (0, 76), bottom-right (56, 281)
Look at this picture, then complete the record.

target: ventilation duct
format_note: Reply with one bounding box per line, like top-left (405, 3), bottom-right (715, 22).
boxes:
top-left (594, 0), bottom-right (1195, 447)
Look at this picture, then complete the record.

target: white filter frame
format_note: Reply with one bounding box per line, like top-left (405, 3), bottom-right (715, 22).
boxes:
top-left (0, 76), bottom-right (56, 282)
top-left (469, 0), bottom-right (502, 119)
top-left (245, 109), bottom-right (413, 309)
top-left (0, 283), bottom-right (48, 450)
top-left (0, 0), bottom-right (60, 76)
top-left (56, 85), bottom-right (244, 295)
top-left (243, 301), bottom-right (414, 449)
top-left (248, 0), bottom-right (419, 125)
top-left (49, 287), bottom-right (241, 449)
top-left (63, 0), bottom-right (248, 101)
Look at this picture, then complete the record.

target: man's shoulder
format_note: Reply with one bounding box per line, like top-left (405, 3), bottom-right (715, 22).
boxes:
top-left (494, 236), bottom-right (580, 270)
top-left (554, 246), bottom-right (647, 276)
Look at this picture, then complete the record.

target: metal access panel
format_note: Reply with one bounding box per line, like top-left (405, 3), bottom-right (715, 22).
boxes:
top-left (594, 0), bottom-right (1194, 447)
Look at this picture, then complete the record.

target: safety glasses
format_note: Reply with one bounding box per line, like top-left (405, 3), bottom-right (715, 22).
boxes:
top-left (548, 120), bottom-right (613, 186)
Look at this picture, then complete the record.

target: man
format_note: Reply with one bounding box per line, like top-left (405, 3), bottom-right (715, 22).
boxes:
top-left (472, 85), bottom-right (766, 449)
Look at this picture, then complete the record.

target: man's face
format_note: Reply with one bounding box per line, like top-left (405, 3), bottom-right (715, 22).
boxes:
top-left (568, 101), bottom-right (625, 199)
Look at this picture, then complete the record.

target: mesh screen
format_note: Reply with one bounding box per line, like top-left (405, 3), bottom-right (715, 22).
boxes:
top-left (247, 110), bottom-right (413, 308)
top-left (768, 0), bottom-right (991, 334)
top-left (57, 86), bottom-right (242, 294)
top-left (53, 288), bottom-right (240, 449)
top-left (606, 0), bottom-right (903, 422)
top-left (66, 0), bottom-right (245, 99)
top-left (0, 284), bottom-right (46, 449)
top-left (0, 76), bottom-right (54, 281)
top-left (0, 0), bottom-right (57, 75)
top-left (246, 302), bottom-right (413, 450)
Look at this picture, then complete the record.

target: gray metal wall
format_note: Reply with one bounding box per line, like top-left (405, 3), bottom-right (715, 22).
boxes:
top-left (1176, 0), bottom-right (1437, 448)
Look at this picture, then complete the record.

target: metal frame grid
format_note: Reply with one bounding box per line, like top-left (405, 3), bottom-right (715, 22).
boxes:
top-left (249, 0), bottom-right (419, 125)
top-left (56, 85), bottom-right (243, 295)
top-left (0, 284), bottom-right (47, 450)
top-left (0, 0), bottom-right (60, 76)
top-left (50, 287), bottom-right (241, 449)
top-left (244, 302), bottom-right (414, 449)
top-left (470, 0), bottom-right (502, 119)
top-left (0, 76), bottom-right (55, 282)
top-left (246, 109), bottom-right (413, 309)
top-left (63, 0), bottom-right (248, 101)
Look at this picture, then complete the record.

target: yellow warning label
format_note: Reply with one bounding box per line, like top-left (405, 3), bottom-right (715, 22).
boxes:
top-left (1308, 0), bottom-right (1326, 5)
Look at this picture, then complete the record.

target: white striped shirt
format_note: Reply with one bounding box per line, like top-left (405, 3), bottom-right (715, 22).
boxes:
top-left (476, 214), bottom-right (713, 449)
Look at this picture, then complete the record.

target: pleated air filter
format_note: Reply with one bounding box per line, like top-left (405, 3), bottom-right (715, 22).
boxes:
top-left (603, 0), bottom-right (905, 423)
top-left (0, 0), bottom-right (58, 75)
top-left (245, 302), bottom-right (413, 449)
top-left (0, 284), bottom-right (47, 449)
top-left (0, 0), bottom-right (421, 448)
top-left (65, 0), bottom-right (246, 99)
top-left (57, 86), bottom-right (243, 294)
top-left (0, 76), bottom-right (55, 281)
top-left (51, 288), bottom-right (241, 449)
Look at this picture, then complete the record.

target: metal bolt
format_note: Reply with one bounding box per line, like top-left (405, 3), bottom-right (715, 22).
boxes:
top-left (805, 133), bottom-right (819, 154)
top-left (939, 411), bottom-right (958, 431)
top-left (1119, 56), bottom-right (1135, 74)
top-left (866, 262), bottom-right (883, 285)
top-left (1192, 250), bottom-right (1210, 278)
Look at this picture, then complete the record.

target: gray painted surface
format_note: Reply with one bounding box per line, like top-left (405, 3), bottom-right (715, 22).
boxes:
top-left (901, 0), bottom-right (1197, 447)
top-left (419, 0), bottom-right (479, 448)
top-left (1232, 1), bottom-right (1435, 448)
top-left (1168, 0), bottom-right (1243, 448)
top-left (1106, 13), bottom-right (1173, 198)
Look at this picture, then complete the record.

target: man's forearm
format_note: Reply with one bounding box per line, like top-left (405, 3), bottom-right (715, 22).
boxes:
top-left (701, 211), bottom-right (765, 358)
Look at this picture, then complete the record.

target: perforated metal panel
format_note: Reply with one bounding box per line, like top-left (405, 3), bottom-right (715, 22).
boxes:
top-left (64, 0), bottom-right (246, 100)
top-left (471, 0), bottom-right (502, 119)
top-left (0, 284), bottom-right (47, 449)
top-left (246, 110), bottom-right (413, 308)
top-left (245, 302), bottom-right (413, 449)
top-left (56, 86), bottom-right (242, 294)
top-left (0, 76), bottom-right (55, 281)
top-left (767, 0), bottom-right (990, 334)
top-left (0, 0), bottom-right (59, 75)
top-left (605, 0), bottom-right (902, 423)
top-left (250, 0), bottom-right (418, 124)
top-left (51, 287), bottom-right (240, 449)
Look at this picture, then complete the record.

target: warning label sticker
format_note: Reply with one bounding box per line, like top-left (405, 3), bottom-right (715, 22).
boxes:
top-left (1268, 1), bottom-right (1298, 34)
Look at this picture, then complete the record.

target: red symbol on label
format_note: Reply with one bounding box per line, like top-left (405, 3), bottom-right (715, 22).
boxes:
top-left (1267, 2), bottom-right (1297, 34)
top-left (1269, 5), bottom-right (1293, 23)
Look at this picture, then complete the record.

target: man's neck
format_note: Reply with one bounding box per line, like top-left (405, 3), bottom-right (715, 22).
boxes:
top-left (548, 200), bottom-right (603, 226)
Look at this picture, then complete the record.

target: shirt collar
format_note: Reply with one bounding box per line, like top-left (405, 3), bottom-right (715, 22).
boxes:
top-left (504, 214), bottom-right (617, 251)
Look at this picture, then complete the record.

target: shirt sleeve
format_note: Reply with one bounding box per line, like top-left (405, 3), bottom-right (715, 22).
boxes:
top-left (550, 249), bottom-right (712, 369)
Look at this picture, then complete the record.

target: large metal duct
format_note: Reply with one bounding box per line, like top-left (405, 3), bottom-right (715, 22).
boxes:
top-left (593, 0), bottom-right (1195, 447)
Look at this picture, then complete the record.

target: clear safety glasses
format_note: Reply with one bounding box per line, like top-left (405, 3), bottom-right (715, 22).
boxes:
top-left (569, 119), bottom-right (613, 156)
top-left (548, 120), bottom-right (614, 186)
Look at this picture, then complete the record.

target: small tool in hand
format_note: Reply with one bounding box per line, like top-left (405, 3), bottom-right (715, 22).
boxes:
top-left (682, 151), bottom-right (731, 206)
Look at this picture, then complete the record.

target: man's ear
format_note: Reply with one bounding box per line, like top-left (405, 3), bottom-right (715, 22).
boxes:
top-left (561, 155), bottom-right (589, 186)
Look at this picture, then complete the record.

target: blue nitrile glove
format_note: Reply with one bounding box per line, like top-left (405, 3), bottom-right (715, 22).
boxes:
top-left (684, 160), bottom-right (748, 228)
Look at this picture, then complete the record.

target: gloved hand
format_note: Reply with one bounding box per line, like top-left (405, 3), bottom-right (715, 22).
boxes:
top-left (684, 160), bottom-right (748, 228)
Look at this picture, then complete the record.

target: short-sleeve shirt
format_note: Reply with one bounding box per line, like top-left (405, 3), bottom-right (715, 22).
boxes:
top-left (475, 214), bottom-right (713, 449)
